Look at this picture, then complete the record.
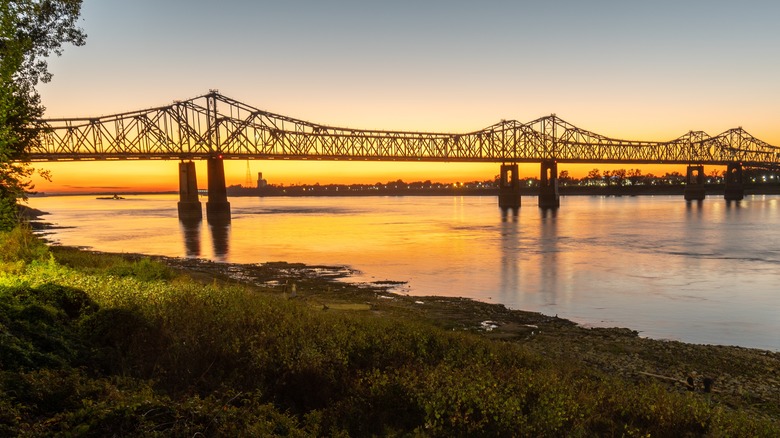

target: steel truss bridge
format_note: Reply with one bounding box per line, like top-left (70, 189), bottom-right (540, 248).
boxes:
top-left (29, 91), bottom-right (780, 166)
top-left (25, 90), bottom-right (779, 218)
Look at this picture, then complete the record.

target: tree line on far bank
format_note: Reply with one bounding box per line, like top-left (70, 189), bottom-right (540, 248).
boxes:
top-left (232, 167), bottom-right (780, 193)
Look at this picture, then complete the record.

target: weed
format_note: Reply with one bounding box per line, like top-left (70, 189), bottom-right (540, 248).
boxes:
top-left (0, 225), bottom-right (49, 264)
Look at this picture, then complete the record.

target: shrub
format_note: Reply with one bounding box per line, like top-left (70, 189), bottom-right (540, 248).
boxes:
top-left (78, 307), bottom-right (166, 376)
top-left (51, 248), bottom-right (175, 282)
top-left (0, 282), bottom-right (98, 371)
top-left (106, 258), bottom-right (175, 282)
top-left (0, 225), bottom-right (49, 264)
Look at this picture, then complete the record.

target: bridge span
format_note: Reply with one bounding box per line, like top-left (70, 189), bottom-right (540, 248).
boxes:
top-left (29, 91), bottom-right (780, 221)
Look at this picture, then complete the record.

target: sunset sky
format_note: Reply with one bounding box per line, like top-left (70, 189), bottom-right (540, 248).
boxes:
top-left (32, 0), bottom-right (780, 193)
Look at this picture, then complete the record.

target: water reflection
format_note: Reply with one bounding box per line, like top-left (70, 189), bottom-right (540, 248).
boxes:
top-left (682, 197), bottom-right (705, 273)
top-left (685, 198), bottom-right (704, 220)
top-left (725, 199), bottom-right (742, 210)
top-left (539, 209), bottom-right (558, 305)
top-left (208, 221), bottom-right (231, 261)
top-left (179, 219), bottom-right (202, 257)
top-left (499, 207), bottom-right (520, 301)
top-left (540, 207), bottom-right (557, 219)
top-left (179, 218), bottom-right (230, 260)
top-left (500, 206), bottom-right (519, 220)
top-left (685, 199), bottom-right (704, 211)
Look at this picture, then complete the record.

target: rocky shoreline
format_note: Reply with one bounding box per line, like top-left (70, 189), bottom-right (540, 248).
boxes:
top-left (71, 250), bottom-right (779, 422)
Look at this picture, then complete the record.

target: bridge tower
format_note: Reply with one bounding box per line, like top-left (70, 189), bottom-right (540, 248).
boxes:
top-left (498, 163), bottom-right (522, 208)
top-left (724, 162), bottom-right (744, 201)
top-left (177, 161), bottom-right (202, 220)
top-left (204, 91), bottom-right (231, 223)
top-left (206, 156), bottom-right (231, 223)
top-left (684, 165), bottom-right (706, 201)
top-left (538, 160), bottom-right (560, 208)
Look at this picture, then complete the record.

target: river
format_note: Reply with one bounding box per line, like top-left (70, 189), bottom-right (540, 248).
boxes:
top-left (27, 193), bottom-right (780, 351)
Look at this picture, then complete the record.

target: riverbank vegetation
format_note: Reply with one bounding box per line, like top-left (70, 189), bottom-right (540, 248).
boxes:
top-left (1, 226), bottom-right (779, 436)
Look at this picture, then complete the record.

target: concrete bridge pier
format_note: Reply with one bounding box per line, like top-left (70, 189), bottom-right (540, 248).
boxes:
top-left (684, 165), bottom-right (706, 201)
top-left (177, 161), bottom-right (202, 220)
top-left (206, 156), bottom-right (231, 223)
top-left (498, 163), bottom-right (522, 208)
top-left (724, 162), bottom-right (744, 201)
top-left (538, 160), bottom-right (560, 209)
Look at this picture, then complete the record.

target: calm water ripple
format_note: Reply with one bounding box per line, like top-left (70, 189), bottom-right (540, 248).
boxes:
top-left (29, 194), bottom-right (780, 351)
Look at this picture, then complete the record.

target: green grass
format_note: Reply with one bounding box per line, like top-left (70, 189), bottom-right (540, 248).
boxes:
top-left (0, 227), bottom-right (778, 436)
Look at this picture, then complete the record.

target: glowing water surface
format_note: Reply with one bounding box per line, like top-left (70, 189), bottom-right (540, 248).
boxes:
top-left (29, 194), bottom-right (780, 351)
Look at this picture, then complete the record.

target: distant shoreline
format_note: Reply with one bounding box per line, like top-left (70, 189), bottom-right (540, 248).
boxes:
top-left (226, 184), bottom-right (780, 198)
top-left (28, 191), bottom-right (178, 197)
top-left (27, 185), bottom-right (780, 198)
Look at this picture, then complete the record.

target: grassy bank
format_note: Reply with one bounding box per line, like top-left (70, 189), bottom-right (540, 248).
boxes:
top-left (1, 227), bottom-right (778, 436)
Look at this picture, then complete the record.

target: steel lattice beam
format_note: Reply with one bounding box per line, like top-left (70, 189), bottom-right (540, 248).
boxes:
top-left (28, 91), bottom-right (780, 166)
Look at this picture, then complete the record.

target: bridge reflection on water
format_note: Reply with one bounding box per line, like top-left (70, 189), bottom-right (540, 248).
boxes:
top-left (179, 218), bottom-right (230, 260)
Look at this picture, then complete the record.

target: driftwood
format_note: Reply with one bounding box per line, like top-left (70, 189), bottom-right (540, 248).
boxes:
top-left (637, 371), bottom-right (717, 393)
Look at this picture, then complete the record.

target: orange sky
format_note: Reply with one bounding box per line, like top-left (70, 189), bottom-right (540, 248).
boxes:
top-left (29, 160), bottom-right (696, 194)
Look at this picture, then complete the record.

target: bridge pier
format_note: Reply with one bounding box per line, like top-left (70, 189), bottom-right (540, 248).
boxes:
top-left (538, 160), bottom-right (560, 209)
top-left (177, 161), bottom-right (202, 220)
top-left (724, 162), bottom-right (744, 201)
top-left (684, 165), bottom-right (706, 201)
top-left (498, 164), bottom-right (522, 208)
top-left (206, 156), bottom-right (231, 223)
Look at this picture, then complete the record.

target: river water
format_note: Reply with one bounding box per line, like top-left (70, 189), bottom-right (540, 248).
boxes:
top-left (28, 194), bottom-right (780, 351)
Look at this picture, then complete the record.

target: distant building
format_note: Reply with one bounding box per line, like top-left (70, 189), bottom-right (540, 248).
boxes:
top-left (257, 172), bottom-right (268, 189)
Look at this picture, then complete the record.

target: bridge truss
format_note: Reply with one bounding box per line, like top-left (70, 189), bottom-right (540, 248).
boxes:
top-left (28, 91), bottom-right (780, 167)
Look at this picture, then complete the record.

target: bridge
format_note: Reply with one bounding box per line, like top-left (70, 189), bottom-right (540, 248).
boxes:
top-left (29, 91), bottom-right (780, 221)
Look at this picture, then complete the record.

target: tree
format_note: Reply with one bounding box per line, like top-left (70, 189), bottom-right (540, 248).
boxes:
top-left (663, 171), bottom-right (684, 185)
top-left (612, 168), bottom-right (627, 186)
top-left (586, 168), bottom-right (600, 185)
top-left (627, 168), bottom-right (642, 185)
top-left (0, 0), bottom-right (85, 229)
top-left (602, 170), bottom-right (612, 185)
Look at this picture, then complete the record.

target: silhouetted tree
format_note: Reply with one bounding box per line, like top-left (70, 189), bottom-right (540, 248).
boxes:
top-left (612, 169), bottom-right (627, 186)
top-left (662, 171), bottom-right (684, 184)
top-left (627, 168), bottom-right (642, 185)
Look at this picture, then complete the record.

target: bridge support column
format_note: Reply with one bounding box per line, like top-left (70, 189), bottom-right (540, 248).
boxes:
top-left (684, 165), bottom-right (706, 201)
top-left (206, 156), bottom-right (231, 223)
top-left (538, 160), bottom-right (560, 209)
top-left (177, 161), bottom-right (202, 220)
top-left (498, 164), bottom-right (522, 208)
top-left (724, 162), bottom-right (744, 201)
